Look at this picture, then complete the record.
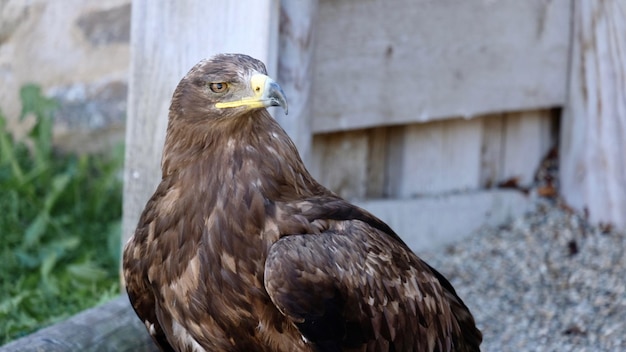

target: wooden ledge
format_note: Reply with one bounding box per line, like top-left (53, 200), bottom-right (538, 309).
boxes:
top-left (0, 296), bottom-right (157, 352)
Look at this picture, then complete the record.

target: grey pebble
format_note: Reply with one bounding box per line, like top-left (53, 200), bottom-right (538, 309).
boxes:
top-left (420, 198), bottom-right (626, 352)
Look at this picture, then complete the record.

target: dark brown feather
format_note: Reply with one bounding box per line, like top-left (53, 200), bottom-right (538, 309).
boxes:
top-left (123, 54), bottom-right (482, 352)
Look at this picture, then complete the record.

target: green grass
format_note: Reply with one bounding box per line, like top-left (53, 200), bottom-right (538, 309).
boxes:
top-left (0, 85), bottom-right (124, 344)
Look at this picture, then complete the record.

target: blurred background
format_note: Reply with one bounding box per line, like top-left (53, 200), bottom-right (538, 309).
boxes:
top-left (0, 0), bottom-right (128, 344)
top-left (0, 0), bottom-right (624, 351)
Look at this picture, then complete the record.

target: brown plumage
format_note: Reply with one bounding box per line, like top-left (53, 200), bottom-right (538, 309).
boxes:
top-left (123, 53), bottom-right (482, 352)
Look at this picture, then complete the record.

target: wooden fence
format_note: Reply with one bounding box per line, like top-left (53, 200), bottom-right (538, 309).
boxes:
top-left (0, 297), bottom-right (156, 352)
top-left (123, 0), bottom-right (566, 250)
top-left (121, 0), bottom-right (625, 251)
top-left (2, 0), bottom-right (624, 350)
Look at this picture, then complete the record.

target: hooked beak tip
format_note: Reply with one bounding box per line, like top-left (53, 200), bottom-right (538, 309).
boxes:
top-left (267, 81), bottom-right (288, 115)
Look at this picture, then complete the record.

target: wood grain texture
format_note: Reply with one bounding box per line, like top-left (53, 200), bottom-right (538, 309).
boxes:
top-left (276, 0), bottom-right (318, 168)
top-left (366, 127), bottom-right (389, 198)
top-left (356, 189), bottom-right (532, 251)
top-left (314, 111), bottom-right (555, 200)
top-left (310, 0), bottom-right (571, 133)
top-left (0, 296), bottom-right (157, 352)
top-left (386, 118), bottom-right (483, 197)
top-left (480, 114), bottom-right (505, 188)
top-left (501, 110), bottom-right (554, 186)
top-left (480, 110), bottom-right (556, 188)
top-left (311, 130), bottom-right (369, 200)
top-left (123, 0), bottom-right (280, 245)
top-left (560, 0), bottom-right (626, 229)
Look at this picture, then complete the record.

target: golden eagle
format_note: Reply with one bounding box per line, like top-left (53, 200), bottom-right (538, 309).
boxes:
top-left (123, 53), bottom-right (482, 352)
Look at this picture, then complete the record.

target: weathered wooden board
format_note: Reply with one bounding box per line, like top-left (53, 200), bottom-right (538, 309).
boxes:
top-left (311, 129), bottom-right (369, 200)
top-left (310, 0), bottom-right (571, 133)
top-left (560, 0), bottom-right (626, 230)
top-left (480, 110), bottom-right (556, 188)
top-left (123, 0), bottom-right (280, 245)
top-left (480, 114), bottom-right (506, 188)
top-left (311, 111), bottom-right (554, 199)
top-left (276, 0), bottom-right (319, 167)
top-left (356, 190), bottom-right (532, 251)
top-left (501, 110), bottom-right (555, 186)
top-left (365, 126), bottom-right (390, 198)
top-left (386, 118), bottom-right (483, 197)
top-left (0, 296), bottom-right (157, 352)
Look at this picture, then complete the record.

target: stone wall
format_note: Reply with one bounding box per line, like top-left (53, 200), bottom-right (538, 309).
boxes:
top-left (0, 0), bottom-right (131, 153)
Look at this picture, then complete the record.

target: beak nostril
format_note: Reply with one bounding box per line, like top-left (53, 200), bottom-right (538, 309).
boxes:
top-left (255, 87), bottom-right (261, 92)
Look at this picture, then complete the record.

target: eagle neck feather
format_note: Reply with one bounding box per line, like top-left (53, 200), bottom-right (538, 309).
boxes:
top-left (161, 110), bottom-right (322, 201)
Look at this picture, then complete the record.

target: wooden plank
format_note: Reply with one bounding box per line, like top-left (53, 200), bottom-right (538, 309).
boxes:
top-left (276, 0), bottom-right (318, 167)
top-left (386, 118), bottom-right (483, 197)
top-left (311, 130), bottom-right (369, 200)
top-left (501, 110), bottom-right (555, 186)
top-left (384, 125), bottom-right (408, 198)
top-left (123, 0), bottom-right (280, 245)
top-left (0, 296), bottom-right (157, 352)
top-left (480, 113), bottom-right (505, 188)
top-left (356, 189), bottom-right (532, 251)
top-left (310, 0), bottom-right (571, 133)
top-left (480, 110), bottom-right (556, 188)
top-left (366, 127), bottom-right (389, 198)
top-left (560, 1), bottom-right (626, 230)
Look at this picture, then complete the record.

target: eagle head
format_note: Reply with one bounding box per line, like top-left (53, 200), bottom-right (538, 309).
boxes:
top-left (170, 53), bottom-right (288, 122)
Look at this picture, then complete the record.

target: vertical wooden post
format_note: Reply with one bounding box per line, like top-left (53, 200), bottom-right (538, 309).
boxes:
top-left (276, 0), bottom-right (318, 167)
top-left (123, 0), bottom-right (280, 247)
top-left (560, 1), bottom-right (626, 229)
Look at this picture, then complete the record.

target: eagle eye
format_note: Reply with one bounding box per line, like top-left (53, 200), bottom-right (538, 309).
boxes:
top-left (209, 82), bottom-right (228, 93)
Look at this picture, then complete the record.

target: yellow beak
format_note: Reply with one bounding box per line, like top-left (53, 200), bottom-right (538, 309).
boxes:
top-left (215, 73), bottom-right (288, 114)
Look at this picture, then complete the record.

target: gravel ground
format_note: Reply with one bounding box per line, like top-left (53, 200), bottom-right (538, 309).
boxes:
top-left (421, 197), bottom-right (626, 352)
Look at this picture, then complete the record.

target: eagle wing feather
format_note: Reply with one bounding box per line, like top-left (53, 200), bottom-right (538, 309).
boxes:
top-left (265, 205), bottom-right (481, 352)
